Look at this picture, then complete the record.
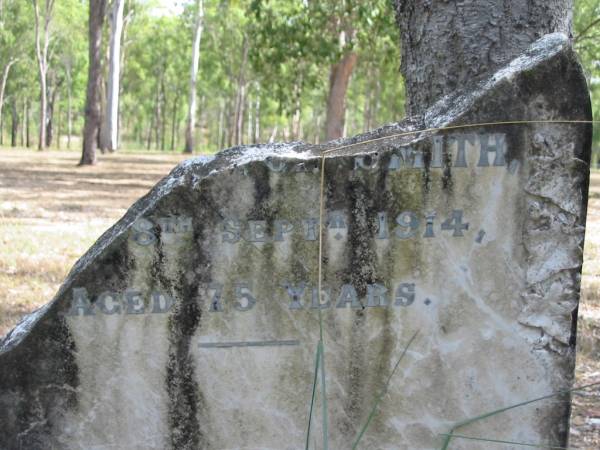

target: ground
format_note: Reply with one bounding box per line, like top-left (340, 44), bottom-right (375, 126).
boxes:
top-left (0, 147), bottom-right (598, 447)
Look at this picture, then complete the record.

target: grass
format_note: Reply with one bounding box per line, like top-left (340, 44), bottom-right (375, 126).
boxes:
top-left (0, 147), bottom-right (599, 447)
top-left (0, 147), bottom-right (189, 336)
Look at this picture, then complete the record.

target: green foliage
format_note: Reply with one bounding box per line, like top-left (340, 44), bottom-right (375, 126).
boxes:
top-left (2, 0), bottom-right (599, 152)
top-left (575, 0), bottom-right (600, 153)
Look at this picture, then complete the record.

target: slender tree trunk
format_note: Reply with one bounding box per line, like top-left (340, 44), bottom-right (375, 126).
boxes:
top-left (254, 85), bottom-right (260, 143)
top-left (80, 0), bottom-right (106, 165)
top-left (102, 0), bottom-right (125, 152)
top-left (10, 99), bottom-right (18, 147)
top-left (56, 94), bottom-right (61, 149)
top-left (66, 70), bottom-right (72, 149)
top-left (21, 98), bottom-right (26, 146)
top-left (291, 79), bottom-right (303, 140)
top-left (33, 0), bottom-right (54, 151)
top-left (160, 81), bottom-right (167, 151)
top-left (25, 99), bottom-right (30, 147)
top-left (217, 99), bottom-right (224, 149)
top-left (184, 0), bottom-right (204, 153)
top-left (233, 36), bottom-right (249, 146)
top-left (46, 80), bottom-right (60, 148)
top-left (394, 0), bottom-right (573, 115)
top-left (170, 93), bottom-right (179, 151)
top-left (247, 93), bottom-right (252, 144)
top-left (324, 51), bottom-right (357, 140)
top-left (146, 118), bottom-right (153, 150)
top-left (0, 59), bottom-right (16, 138)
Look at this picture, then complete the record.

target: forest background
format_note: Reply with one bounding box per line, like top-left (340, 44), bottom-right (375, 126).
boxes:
top-left (1, 0), bottom-right (597, 160)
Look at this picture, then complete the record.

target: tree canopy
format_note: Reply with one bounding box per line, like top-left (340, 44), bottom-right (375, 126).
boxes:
top-left (0, 0), bottom-right (598, 156)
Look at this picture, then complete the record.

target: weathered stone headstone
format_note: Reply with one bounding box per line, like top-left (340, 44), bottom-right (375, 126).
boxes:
top-left (0, 34), bottom-right (592, 449)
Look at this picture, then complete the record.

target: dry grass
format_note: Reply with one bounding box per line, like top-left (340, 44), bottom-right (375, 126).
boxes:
top-left (0, 148), bottom-right (189, 335)
top-left (0, 147), bottom-right (599, 446)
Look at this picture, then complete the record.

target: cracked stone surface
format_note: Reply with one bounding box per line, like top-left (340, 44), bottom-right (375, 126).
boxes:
top-left (0, 33), bottom-right (592, 449)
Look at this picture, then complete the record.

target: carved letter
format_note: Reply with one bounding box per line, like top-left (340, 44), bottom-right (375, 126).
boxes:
top-left (234, 282), bottom-right (256, 311)
top-left (97, 291), bottom-right (121, 315)
top-left (452, 134), bottom-right (475, 168)
top-left (311, 286), bottom-right (331, 309)
top-left (367, 284), bottom-right (388, 307)
top-left (222, 219), bottom-right (241, 243)
top-left (247, 221), bottom-right (268, 242)
top-left (132, 218), bottom-right (156, 246)
top-left (283, 282), bottom-right (306, 310)
top-left (125, 290), bottom-right (145, 314)
top-left (208, 282), bottom-right (223, 312)
top-left (303, 218), bottom-right (319, 241)
top-left (395, 283), bottom-right (415, 307)
top-left (66, 288), bottom-right (95, 316)
top-left (431, 136), bottom-right (444, 168)
top-left (376, 212), bottom-right (389, 239)
top-left (336, 284), bottom-right (362, 309)
top-left (151, 292), bottom-right (174, 314)
top-left (477, 134), bottom-right (506, 167)
top-left (274, 220), bottom-right (294, 242)
top-left (354, 154), bottom-right (378, 171)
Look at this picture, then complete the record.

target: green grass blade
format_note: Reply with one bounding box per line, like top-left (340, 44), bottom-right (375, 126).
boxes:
top-left (319, 340), bottom-right (329, 450)
top-left (305, 343), bottom-right (322, 450)
top-left (439, 433), bottom-right (573, 449)
top-left (351, 330), bottom-right (419, 450)
top-left (440, 381), bottom-right (600, 450)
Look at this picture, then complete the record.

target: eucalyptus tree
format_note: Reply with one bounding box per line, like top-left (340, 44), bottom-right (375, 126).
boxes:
top-left (102, 0), bottom-right (126, 151)
top-left (184, 0), bottom-right (204, 153)
top-left (81, 0), bottom-right (107, 165)
top-left (395, 0), bottom-right (573, 115)
top-left (32, 0), bottom-right (55, 150)
top-left (0, 1), bottom-right (31, 143)
top-left (250, 0), bottom-right (396, 141)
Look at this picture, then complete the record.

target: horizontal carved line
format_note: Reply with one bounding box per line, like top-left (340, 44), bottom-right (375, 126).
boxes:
top-left (198, 339), bottom-right (300, 349)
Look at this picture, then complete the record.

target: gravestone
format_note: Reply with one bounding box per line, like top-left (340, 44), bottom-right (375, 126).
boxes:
top-left (0, 34), bottom-right (592, 449)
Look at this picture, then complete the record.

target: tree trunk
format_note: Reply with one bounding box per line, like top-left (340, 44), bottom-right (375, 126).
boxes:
top-left (10, 99), bottom-right (18, 147)
top-left (80, 0), bottom-right (106, 165)
top-left (394, 0), bottom-right (573, 115)
top-left (33, 0), bottom-right (54, 151)
top-left (46, 79), bottom-right (60, 148)
top-left (160, 80), bottom-right (166, 151)
top-left (66, 69), bottom-right (72, 149)
top-left (25, 99), bottom-right (30, 147)
top-left (184, 0), bottom-right (204, 153)
top-left (0, 59), bottom-right (16, 138)
top-left (254, 86), bottom-right (260, 143)
top-left (324, 51), bottom-right (357, 141)
top-left (21, 98), bottom-right (26, 146)
top-left (102, 0), bottom-right (125, 152)
top-left (170, 93), bottom-right (179, 151)
top-left (233, 36), bottom-right (249, 146)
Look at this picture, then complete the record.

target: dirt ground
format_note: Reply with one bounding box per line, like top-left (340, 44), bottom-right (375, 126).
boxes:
top-left (0, 147), bottom-right (599, 447)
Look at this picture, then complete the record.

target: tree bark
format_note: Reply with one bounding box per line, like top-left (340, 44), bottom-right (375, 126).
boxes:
top-left (184, 0), bottom-right (204, 153)
top-left (33, 0), bottom-right (54, 151)
top-left (66, 65), bottom-right (73, 149)
top-left (233, 36), bottom-right (249, 146)
top-left (324, 51), bottom-right (357, 141)
top-left (25, 99), bottom-right (30, 147)
top-left (102, 0), bottom-right (125, 152)
top-left (10, 99), bottom-right (18, 147)
top-left (46, 76), bottom-right (61, 148)
top-left (0, 59), bottom-right (17, 137)
top-left (170, 93), bottom-right (180, 151)
top-left (394, 0), bottom-right (573, 115)
top-left (80, 0), bottom-right (106, 165)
